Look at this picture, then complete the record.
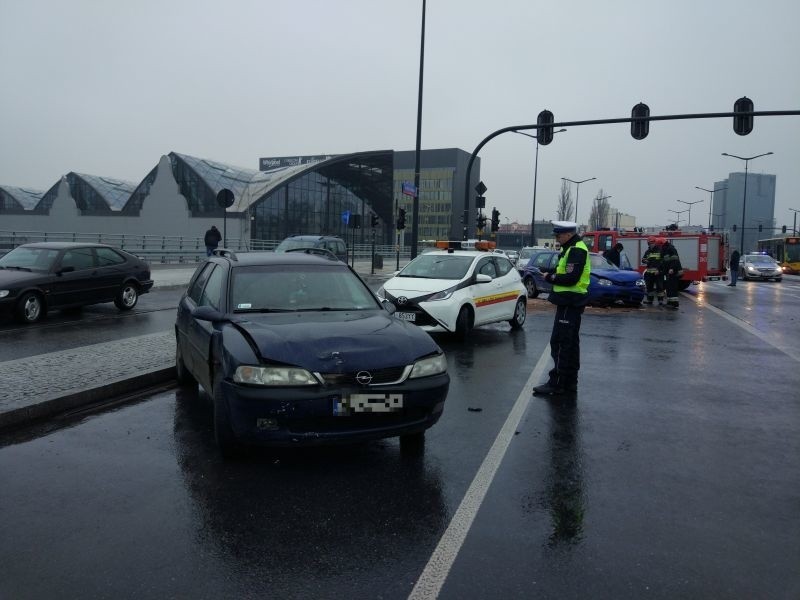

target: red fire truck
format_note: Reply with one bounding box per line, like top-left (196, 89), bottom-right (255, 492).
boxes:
top-left (582, 228), bottom-right (729, 290)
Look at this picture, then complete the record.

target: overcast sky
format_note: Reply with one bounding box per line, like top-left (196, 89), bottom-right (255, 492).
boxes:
top-left (2, 0), bottom-right (798, 229)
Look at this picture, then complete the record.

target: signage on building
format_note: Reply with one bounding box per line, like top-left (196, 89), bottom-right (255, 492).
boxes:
top-left (259, 155), bottom-right (336, 171)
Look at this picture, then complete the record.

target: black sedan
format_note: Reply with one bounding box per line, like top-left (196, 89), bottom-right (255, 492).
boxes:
top-left (0, 242), bottom-right (153, 324)
top-left (175, 249), bottom-right (450, 457)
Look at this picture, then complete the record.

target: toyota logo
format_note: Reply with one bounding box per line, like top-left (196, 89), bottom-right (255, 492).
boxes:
top-left (355, 371), bottom-right (373, 385)
top-left (397, 296), bottom-right (408, 306)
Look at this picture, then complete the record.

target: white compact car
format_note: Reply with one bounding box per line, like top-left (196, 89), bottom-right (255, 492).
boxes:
top-left (377, 242), bottom-right (527, 340)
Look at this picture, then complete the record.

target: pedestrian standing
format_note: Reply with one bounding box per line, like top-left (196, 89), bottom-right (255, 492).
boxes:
top-left (204, 225), bottom-right (222, 256)
top-left (727, 249), bottom-right (740, 286)
top-left (641, 237), bottom-right (665, 305)
top-left (603, 242), bottom-right (624, 267)
top-left (660, 237), bottom-right (683, 309)
top-left (533, 221), bottom-right (591, 398)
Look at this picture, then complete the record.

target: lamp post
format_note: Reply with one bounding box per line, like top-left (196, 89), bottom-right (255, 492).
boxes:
top-left (789, 208), bottom-right (800, 236)
top-left (677, 199), bottom-right (702, 227)
top-left (721, 151), bottom-right (774, 254)
top-left (668, 209), bottom-right (688, 226)
top-left (696, 185), bottom-right (727, 229)
top-left (513, 128), bottom-right (566, 246)
top-left (591, 195), bottom-right (613, 230)
top-left (562, 176), bottom-right (596, 230)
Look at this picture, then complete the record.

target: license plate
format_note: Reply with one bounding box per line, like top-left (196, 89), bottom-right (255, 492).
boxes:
top-left (333, 393), bottom-right (403, 416)
top-left (396, 312), bottom-right (416, 322)
top-left (707, 276), bottom-right (720, 281)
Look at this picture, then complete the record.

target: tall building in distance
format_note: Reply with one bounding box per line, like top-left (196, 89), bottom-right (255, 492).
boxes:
top-left (712, 172), bottom-right (776, 253)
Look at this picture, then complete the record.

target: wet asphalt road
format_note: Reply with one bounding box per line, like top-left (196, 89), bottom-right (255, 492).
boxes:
top-left (1, 278), bottom-right (799, 599)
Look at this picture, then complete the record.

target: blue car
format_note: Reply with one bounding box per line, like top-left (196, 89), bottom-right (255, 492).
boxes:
top-left (175, 249), bottom-right (449, 457)
top-left (521, 250), bottom-right (646, 306)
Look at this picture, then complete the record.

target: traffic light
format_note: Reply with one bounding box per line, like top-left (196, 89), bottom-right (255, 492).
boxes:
top-left (476, 214), bottom-right (487, 231)
top-left (371, 214), bottom-right (379, 228)
top-left (709, 224), bottom-right (714, 232)
top-left (491, 207), bottom-right (500, 232)
top-left (537, 110), bottom-right (554, 145)
top-left (758, 223), bottom-right (763, 232)
top-left (631, 102), bottom-right (650, 140)
top-left (782, 225), bottom-right (787, 233)
top-left (351, 214), bottom-right (362, 229)
top-left (732, 224), bottom-right (737, 232)
top-left (397, 208), bottom-right (406, 230)
top-left (733, 96), bottom-right (754, 136)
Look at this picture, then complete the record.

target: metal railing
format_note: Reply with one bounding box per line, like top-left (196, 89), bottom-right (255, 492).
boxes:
top-left (0, 230), bottom-right (414, 266)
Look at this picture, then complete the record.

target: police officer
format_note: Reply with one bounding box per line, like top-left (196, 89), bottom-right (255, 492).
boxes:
top-left (641, 236), bottom-right (665, 305)
top-left (660, 237), bottom-right (683, 309)
top-left (533, 221), bottom-right (591, 397)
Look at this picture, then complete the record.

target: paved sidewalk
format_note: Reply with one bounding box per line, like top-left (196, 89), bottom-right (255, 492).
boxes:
top-left (0, 259), bottom-right (402, 430)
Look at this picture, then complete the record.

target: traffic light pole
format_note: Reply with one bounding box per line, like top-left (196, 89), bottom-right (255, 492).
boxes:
top-left (460, 108), bottom-right (800, 241)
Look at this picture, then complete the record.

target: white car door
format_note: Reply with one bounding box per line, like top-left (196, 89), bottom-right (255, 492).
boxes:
top-left (471, 256), bottom-right (506, 324)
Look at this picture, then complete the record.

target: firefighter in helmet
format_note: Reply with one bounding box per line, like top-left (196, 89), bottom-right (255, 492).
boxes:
top-left (641, 236), bottom-right (665, 305)
top-left (660, 237), bottom-right (683, 309)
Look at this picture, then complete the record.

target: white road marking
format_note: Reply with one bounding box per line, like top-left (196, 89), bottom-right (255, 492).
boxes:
top-left (408, 348), bottom-right (552, 600)
top-left (682, 292), bottom-right (800, 363)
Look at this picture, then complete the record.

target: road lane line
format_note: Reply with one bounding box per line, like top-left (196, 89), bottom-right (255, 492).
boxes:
top-left (683, 292), bottom-right (800, 363)
top-left (408, 347), bottom-right (551, 600)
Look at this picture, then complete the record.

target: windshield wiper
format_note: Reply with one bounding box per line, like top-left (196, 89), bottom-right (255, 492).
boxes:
top-left (234, 308), bottom-right (293, 313)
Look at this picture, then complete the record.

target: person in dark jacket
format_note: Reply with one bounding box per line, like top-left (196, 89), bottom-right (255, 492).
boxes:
top-left (533, 221), bottom-right (591, 398)
top-left (727, 249), bottom-right (741, 286)
top-left (660, 237), bottom-right (683, 309)
top-left (603, 242), bottom-right (624, 267)
top-left (204, 225), bottom-right (222, 256)
top-left (641, 236), bottom-right (665, 305)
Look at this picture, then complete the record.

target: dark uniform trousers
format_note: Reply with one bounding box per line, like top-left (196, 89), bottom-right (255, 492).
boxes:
top-left (548, 303), bottom-right (585, 391)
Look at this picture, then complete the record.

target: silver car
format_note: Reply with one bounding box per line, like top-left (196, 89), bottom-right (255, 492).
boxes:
top-left (739, 254), bottom-right (783, 281)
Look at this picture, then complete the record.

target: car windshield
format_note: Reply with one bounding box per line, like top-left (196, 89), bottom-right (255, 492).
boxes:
top-left (230, 264), bottom-right (379, 312)
top-left (398, 254), bottom-right (474, 279)
top-left (0, 246), bottom-right (59, 272)
top-left (747, 255), bottom-right (776, 265)
top-left (590, 254), bottom-right (618, 270)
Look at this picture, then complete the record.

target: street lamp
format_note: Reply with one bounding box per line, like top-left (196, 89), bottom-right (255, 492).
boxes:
top-left (514, 128), bottom-right (567, 245)
top-left (696, 185), bottom-right (727, 229)
top-left (668, 209), bottom-right (688, 226)
top-left (677, 199), bottom-right (703, 227)
top-left (789, 208), bottom-right (800, 236)
top-left (591, 195), bottom-right (612, 230)
top-left (721, 151), bottom-right (774, 254)
top-left (562, 176), bottom-right (597, 230)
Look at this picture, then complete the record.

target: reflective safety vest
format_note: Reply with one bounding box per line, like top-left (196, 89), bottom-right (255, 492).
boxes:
top-left (552, 240), bottom-right (590, 295)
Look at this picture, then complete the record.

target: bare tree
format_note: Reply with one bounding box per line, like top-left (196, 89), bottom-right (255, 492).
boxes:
top-left (589, 189), bottom-right (611, 230)
top-left (557, 180), bottom-right (573, 221)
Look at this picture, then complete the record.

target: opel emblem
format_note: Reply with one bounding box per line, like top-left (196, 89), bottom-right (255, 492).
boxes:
top-left (355, 371), bottom-right (373, 385)
top-left (397, 296), bottom-right (408, 306)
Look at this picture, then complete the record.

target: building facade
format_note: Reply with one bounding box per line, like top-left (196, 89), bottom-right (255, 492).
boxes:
top-left (711, 172), bottom-right (776, 253)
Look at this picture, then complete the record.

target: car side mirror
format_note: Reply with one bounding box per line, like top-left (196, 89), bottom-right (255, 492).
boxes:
top-left (57, 266), bottom-right (75, 275)
top-left (380, 298), bottom-right (396, 314)
top-left (191, 305), bottom-right (227, 322)
top-left (475, 273), bottom-right (492, 283)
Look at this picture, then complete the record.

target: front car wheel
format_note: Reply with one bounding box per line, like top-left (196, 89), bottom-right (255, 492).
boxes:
top-left (523, 276), bottom-right (539, 299)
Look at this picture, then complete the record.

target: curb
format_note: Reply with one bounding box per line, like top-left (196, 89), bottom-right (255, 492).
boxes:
top-left (0, 366), bottom-right (175, 431)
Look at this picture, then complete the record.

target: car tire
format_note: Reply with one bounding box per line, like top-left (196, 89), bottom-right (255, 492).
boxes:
top-left (523, 276), bottom-right (539, 299)
top-left (114, 282), bottom-right (139, 310)
top-left (400, 431), bottom-right (425, 455)
top-left (508, 297), bottom-right (526, 329)
top-left (213, 379), bottom-right (243, 459)
top-left (16, 291), bottom-right (46, 324)
top-left (454, 306), bottom-right (472, 341)
top-left (175, 337), bottom-right (197, 389)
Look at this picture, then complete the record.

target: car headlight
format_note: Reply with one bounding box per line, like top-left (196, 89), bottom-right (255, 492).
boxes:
top-left (233, 365), bottom-right (318, 386)
top-left (635, 279), bottom-right (646, 287)
top-left (376, 286), bottom-right (386, 299)
top-left (0, 290), bottom-right (9, 298)
top-left (428, 285), bottom-right (457, 301)
top-left (409, 353), bottom-right (447, 379)
top-left (746, 265), bottom-right (757, 271)
top-left (596, 278), bottom-right (612, 286)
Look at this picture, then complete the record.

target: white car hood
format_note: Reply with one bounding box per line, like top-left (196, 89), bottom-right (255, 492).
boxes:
top-left (383, 276), bottom-right (456, 296)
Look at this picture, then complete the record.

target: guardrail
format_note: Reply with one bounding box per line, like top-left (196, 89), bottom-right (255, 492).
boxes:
top-left (0, 230), bottom-right (414, 265)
